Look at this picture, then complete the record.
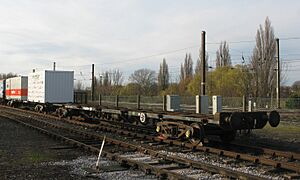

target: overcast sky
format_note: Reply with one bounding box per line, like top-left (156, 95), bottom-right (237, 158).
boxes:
top-left (0, 0), bottom-right (299, 85)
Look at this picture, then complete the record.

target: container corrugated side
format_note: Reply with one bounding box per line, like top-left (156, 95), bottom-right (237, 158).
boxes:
top-left (45, 71), bottom-right (74, 103)
top-left (28, 70), bottom-right (74, 103)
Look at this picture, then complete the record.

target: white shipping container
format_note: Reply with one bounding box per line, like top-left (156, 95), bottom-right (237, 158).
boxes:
top-left (6, 76), bottom-right (28, 101)
top-left (28, 70), bottom-right (74, 103)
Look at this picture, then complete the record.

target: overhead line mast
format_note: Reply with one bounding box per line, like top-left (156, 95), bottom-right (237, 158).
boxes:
top-left (201, 31), bottom-right (206, 95)
top-left (276, 38), bottom-right (280, 109)
top-left (91, 64), bottom-right (95, 101)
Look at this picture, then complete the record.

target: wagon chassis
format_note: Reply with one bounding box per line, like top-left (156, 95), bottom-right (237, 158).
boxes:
top-left (2, 99), bottom-right (281, 144)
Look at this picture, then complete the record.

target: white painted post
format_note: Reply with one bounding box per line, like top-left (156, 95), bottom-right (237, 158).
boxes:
top-left (96, 136), bottom-right (106, 169)
top-left (212, 95), bottom-right (222, 115)
top-left (196, 95), bottom-right (209, 114)
top-left (248, 100), bottom-right (252, 112)
top-left (166, 95), bottom-right (180, 112)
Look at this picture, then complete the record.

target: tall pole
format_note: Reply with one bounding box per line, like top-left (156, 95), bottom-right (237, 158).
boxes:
top-left (91, 64), bottom-right (95, 101)
top-left (276, 38), bottom-right (280, 109)
top-left (53, 62), bottom-right (56, 71)
top-left (201, 31), bottom-right (206, 95)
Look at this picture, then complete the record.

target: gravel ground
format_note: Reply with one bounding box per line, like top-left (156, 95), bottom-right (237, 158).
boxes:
top-left (0, 116), bottom-right (153, 180)
top-left (43, 156), bottom-right (157, 180)
top-left (0, 115), bottom-right (92, 179)
top-left (158, 150), bottom-right (285, 180)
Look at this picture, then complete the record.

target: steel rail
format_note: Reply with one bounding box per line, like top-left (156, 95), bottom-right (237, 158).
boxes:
top-left (0, 110), bottom-right (267, 180)
top-left (1, 114), bottom-right (195, 180)
top-left (1, 105), bottom-right (300, 174)
top-left (95, 123), bottom-right (300, 173)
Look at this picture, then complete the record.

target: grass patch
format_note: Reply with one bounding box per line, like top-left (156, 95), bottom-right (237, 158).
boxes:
top-left (22, 151), bottom-right (53, 163)
top-left (254, 123), bottom-right (300, 142)
top-left (263, 123), bottom-right (300, 133)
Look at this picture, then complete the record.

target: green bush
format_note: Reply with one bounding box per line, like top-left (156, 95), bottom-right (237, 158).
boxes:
top-left (286, 94), bottom-right (300, 109)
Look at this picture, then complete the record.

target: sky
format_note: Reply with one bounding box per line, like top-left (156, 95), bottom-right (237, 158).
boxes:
top-left (0, 0), bottom-right (299, 86)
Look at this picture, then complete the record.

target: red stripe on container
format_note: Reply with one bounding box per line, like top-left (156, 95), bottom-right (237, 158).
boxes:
top-left (6, 89), bottom-right (28, 96)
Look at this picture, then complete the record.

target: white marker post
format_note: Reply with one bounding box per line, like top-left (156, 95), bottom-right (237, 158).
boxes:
top-left (96, 136), bottom-right (106, 169)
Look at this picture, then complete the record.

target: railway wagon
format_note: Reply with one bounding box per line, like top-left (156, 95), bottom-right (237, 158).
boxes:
top-left (5, 76), bottom-right (28, 101)
top-left (28, 70), bottom-right (74, 103)
top-left (0, 70), bottom-right (280, 144)
top-left (51, 101), bottom-right (280, 145)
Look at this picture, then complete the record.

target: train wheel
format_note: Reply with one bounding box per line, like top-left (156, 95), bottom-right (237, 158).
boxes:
top-left (220, 130), bottom-right (236, 143)
top-left (34, 105), bottom-right (44, 113)
top-left (139, 112), bottom-right (148, 125)
top-left (189, 123), bottom-right (204, 146)
top-left (56, 108), bottom-right (68, 119)
top-left (269, 111), bottom-right (280, 127)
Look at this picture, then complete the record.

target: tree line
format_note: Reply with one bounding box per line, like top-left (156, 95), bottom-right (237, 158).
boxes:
top-left (76, 17), bottom-right (295, 99)
top-left (0, 73), bottom-right (18, 80)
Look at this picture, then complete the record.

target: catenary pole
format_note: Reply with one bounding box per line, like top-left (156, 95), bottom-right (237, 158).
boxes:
top-left (91, 64), bottom-right (95, 101)
top-left (201, 31), bottom-right (206, 95)
top-left (276, 38), bottom-right (280, 109)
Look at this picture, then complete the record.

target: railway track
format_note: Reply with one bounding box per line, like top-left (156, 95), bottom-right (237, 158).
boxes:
top-left (94, 121), bottom-right (300, 175)
top-left (0, 107), bottom-right (261, 179)
top-left (1, 106), bottom-right (299, 179)
top-left (2, 106), bottom-right (300, 160)
top-left (92, 120), bottom-right (300, 163)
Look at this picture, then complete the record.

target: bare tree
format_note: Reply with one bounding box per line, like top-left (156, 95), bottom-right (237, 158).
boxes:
top-left (180, 53), bottom-right (193, 81)
top-left (187, 53), bottom-right (193, 77)
top-left (95, 69), bottom-right (124, 96)
top-left (111, 69), bottom-right (124, 86)
top-left (0, 73), bottom-right (18, 79)
top-left (96, 71), bottom-right (112, 95)
top-left (158, 58), bottom-right (169, 91)
top-left (74, 80), bottom-right (84, 90)
top-left (216, 41), bottom-right (231, 68)
top-left (251, 17), bottom-right (276, 98)
top-left (292, 81), bottom-right (300, 95)
top-left (102, 71), bottom-right (111, 87)
top-left (180, 64), bottom-right (185, 81)
top-left (195, 48), bottom-right (209, 75)
top-left (129, 68), bottom-right (156, 95)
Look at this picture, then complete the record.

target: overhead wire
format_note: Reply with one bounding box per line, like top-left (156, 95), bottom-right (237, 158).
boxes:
top-left (51, 36), bottom-right (300, 69)
top-left (11, 36), bottom-right (300, 84)
top-left (280, 37), bottom-right (300, 40)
